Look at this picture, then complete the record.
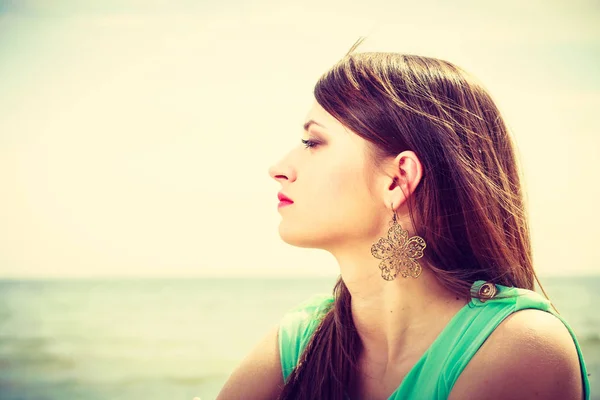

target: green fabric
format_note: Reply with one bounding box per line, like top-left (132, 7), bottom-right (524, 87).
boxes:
top-left (278, 280), bottom-right (591, 399)
top-left (278, 293), bottom-right (334, 380)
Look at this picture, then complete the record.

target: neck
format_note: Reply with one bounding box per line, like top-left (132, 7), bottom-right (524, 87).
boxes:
top-left (332, 244), bottom-right (468, 363)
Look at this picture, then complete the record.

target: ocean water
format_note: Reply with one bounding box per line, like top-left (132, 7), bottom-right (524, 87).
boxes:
top-left (0, 276), bottom-right (597, 400)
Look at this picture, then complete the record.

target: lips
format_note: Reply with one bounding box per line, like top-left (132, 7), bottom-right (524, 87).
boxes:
top-left (277, 192), bottom-right (293, 203)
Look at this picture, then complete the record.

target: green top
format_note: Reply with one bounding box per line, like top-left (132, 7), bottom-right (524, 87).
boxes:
top-left (278, 280), bottom-right (591, 399)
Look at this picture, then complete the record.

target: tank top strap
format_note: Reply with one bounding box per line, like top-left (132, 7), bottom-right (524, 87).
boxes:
top-left (437, 280), bottom-right (590, 399)
top-left (391, 280), bottom-right (590, 399)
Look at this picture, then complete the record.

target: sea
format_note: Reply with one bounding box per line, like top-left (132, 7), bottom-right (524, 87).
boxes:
top-left (0, 276), bottom-right (597, 400)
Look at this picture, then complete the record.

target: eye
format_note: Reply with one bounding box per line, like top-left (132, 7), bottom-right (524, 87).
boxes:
top-left (301, 139), bottom-right (319, 149)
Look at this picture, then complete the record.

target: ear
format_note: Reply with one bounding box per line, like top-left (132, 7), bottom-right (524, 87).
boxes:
top-left (385, 150), bottom-right (423, 211)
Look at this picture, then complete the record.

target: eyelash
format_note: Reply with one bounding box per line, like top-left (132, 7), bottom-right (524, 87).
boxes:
top-left (301, 139), bottom-right (319, 149)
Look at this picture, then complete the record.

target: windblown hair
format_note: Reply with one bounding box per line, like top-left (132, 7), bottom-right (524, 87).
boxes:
top-left (278, 37), bottom-right (547, 400)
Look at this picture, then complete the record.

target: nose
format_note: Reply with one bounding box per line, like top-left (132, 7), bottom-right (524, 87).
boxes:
top-left (268, 158), bottom-right (296, 183)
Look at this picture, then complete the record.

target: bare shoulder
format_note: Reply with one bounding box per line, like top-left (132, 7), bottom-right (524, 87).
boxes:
top-left (449, 308), bottom-right (584, 400)
top-left (216, 324), bottom-right (284, 400)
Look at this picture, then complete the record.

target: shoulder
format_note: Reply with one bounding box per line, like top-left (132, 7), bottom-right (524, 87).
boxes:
top-left (216, 325), bottom-right (283, 400)
top-left (449, 308), bottom-right (584, 400)
top-left (216, 295), bottom-right (333, 400)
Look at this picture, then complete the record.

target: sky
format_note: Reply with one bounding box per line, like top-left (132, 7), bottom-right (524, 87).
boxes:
top-left (0, 0), bottom-right (598, 278)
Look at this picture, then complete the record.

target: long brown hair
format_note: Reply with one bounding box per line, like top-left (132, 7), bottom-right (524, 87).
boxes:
top-left (278, 37), bottom-right (547, 400)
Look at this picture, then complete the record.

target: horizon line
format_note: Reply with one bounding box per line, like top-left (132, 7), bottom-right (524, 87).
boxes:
top-left (0, 273), bottom-right (598, 281)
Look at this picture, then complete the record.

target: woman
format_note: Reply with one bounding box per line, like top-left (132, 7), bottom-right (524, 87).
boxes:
top-left (216, 37), bottom-right (590, 399)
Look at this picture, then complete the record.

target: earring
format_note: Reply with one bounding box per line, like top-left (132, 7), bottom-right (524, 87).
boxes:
top-left (370, 203), bottom-right (427, 281)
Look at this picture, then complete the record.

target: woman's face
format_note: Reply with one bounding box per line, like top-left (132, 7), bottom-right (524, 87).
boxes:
top-left (268, 101), bottom-right (383, 251)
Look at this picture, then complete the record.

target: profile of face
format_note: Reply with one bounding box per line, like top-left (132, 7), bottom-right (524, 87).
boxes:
top-left (268, 101), bottom-right (385, 252)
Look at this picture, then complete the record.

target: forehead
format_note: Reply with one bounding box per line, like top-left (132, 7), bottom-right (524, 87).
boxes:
top-left (304, 101), bottom-right (353, 137)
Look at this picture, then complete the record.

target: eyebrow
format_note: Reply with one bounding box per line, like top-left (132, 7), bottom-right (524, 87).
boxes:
top-left (303, 119), bottom-right (327, 131)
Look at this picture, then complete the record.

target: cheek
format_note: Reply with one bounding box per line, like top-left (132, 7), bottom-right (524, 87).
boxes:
top-left (323, 163), bottom-right (381, 239)
top-left (319, 160), bottom-right (362, 196)
top-left (319, 160), bottom-right (373, 214)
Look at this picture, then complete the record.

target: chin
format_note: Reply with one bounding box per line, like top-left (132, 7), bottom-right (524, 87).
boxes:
top-left (278, 223), bottom-right (326, 249)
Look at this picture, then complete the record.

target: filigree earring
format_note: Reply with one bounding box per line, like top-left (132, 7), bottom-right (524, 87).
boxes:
top-left (370, 203), bottom-right (427, 281)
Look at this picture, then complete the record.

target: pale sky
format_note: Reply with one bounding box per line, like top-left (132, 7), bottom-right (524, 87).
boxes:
top-left (0, 0), bottom-right (598, 278)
